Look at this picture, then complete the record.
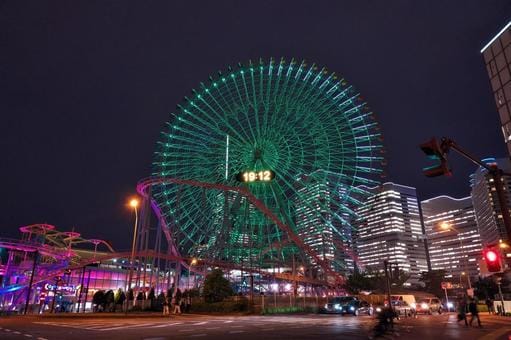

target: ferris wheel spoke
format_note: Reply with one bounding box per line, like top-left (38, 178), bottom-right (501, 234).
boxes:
top-left (153, 58), bottom-right (384, 273)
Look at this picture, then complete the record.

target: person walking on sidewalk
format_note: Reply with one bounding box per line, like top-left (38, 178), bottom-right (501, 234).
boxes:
top-left (162, 293), bottom-right (170, 316)
top-left (485, 298), bottom-right (494, 315)
top-left (457, 296), bottom-right (468, 327)
top-left (172, 289), bottom-right (182, 314)
top-left (469, 298), bottom-right (482, 328)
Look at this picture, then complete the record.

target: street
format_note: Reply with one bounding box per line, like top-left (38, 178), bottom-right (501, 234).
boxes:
top-left (0, 313), bottom-right (509, 340)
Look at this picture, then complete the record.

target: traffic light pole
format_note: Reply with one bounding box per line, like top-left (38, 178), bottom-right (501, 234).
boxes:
top-left (436, 138), bottom-right (511, 243)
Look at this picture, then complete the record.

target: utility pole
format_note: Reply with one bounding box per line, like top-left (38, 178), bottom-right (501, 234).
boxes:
top-left (24, 250), bottom-right (38, 315)
top-left (383, 260), bottom-right (393, 311)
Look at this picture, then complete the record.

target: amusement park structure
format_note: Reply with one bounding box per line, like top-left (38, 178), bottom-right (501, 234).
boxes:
top-left (131, 58), bottom-right (385, 295)
top-left (0, 58), bottom-right (385, 313)
top-left (0, 223), bottom-right (115, 312)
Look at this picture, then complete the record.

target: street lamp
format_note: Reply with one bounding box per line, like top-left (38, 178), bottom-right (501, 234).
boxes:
top-left (127, 197), bottom-right (139, 302)
top-left (439, 222), bottom-right (472, 289)
top-left (499, 239), bottom-right (509, 249)
top-left (188, 258), bottom-right (198, 290)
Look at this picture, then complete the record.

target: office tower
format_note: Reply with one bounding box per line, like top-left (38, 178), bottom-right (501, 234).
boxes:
top-left (353, 182), bottom-right (428, 284)
top-left (421, 195), bottom-right (482, 284)
top-left (481, 21), bottom-right (511, 156)
top-left (470, 157), bottom-right (511, 245)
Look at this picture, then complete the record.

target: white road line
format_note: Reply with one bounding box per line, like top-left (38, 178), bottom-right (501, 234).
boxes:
top-left (37, 338), bottom-right (48, 340)
top-left (192, 321), bottom-right (208, 325)
top-left (14, 331), bottom-right (21, 334)
top-left (5, 329), bottom-right (11, 332)
top-left (100, 323), bottom-right (160, 331)
top-left (223, 320), bottom-right (234, 323)
top-left (24, 335), bottom-right (33, 338)
top-left (152, 322), bottom-right (184, 328)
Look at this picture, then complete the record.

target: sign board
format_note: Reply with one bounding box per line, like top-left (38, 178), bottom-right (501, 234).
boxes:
top-left (441, 281), bottom-right (452, 289)
top-left (44, 283), bottom-right (76, 294)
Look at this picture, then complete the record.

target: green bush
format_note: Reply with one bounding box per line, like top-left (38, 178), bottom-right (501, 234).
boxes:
top-left (190, 299), bottom-right (249, 313)
top-left (203, 269), bottom-right (233, 303)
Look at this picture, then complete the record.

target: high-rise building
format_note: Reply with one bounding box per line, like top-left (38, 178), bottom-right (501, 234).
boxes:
top-left (294, 180), bottom-right (335, 266)
top-left (293, 178), bottom-right (357, 276)
top-left (421, 195), bottom-right (482, 284)
top-left (353, 182), bottom-right (428, 284)
top-left (470, 157), bottom-right (511, 245)
top-left (481, 21), bottom-right (511, 156)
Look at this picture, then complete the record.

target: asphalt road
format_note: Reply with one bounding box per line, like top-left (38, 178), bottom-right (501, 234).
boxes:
top-left (0, 313), bottom-right (509, 340)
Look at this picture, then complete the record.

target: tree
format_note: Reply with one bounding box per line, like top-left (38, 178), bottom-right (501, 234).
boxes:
top-left (156, 292), bottom-right (165, 311)
top-left (203, 268), bottom-right (233, 303)
top-left (345, 272), bottom-right (373, 294)
top-left (127, 288), bottom-right (134, 301)
top-left (136, 291), bottom-right (146, 301)
top-left (344, 268), bottom-right (411, 294)
top-left (105, 290), bottom-right (115, 312)
top-left (114, 288), bottom-right (126, 312)
top-left (419, 270), bottom-right (446, 298)
top-left (92, 290), bottom-right (105, 312)
top-left (148, 287), bottom-right (156, 310)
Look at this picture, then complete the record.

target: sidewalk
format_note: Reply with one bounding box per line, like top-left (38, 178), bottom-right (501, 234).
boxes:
top-left (3, 312), bottom-right (196, 319)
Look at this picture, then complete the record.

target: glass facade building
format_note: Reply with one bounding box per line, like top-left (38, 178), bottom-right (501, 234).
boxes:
top-left (421, 195), bottom-right (482, 284)
top-left (470, 158), bottom-right (511, 246)
top-left (353, 182), bottom-right (428, 284)
top-left (481, 21), bottom-right (511, 156)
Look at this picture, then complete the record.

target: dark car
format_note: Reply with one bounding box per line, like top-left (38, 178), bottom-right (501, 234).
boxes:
top-left (323, 296), bottom-right (357, 314)
top-left (342, 300), bottom-right (374, 316)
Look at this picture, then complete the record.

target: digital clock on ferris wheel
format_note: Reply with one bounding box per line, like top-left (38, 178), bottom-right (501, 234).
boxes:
top-left (236, 170), bottom-right (275, 183)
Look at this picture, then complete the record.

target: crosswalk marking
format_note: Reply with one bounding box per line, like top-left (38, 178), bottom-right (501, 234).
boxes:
top-left (152, 322), bottom-right (183, 328)
top-left (100, 323), bottom-right (164, 331)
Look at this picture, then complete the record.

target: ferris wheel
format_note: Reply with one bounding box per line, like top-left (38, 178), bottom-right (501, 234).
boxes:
top-left (151, 58), bottom-right (384, 271)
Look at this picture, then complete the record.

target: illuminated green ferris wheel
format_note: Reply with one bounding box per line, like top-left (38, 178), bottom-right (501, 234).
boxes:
top-left (152, 58), bottom-right (384, 270)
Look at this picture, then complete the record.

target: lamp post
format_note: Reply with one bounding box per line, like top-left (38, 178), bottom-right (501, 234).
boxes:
top-left (127, 198), bottom-right (139, 305)
top-left (188, 258), bottom-right (197, 290)
top-left (440, 222), bottom-right (472, 289)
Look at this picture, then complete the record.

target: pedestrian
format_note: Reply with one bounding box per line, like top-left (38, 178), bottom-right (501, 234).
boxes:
top-left (457, 296), bottom-right (468, 327)
top-left (469, 298), bottom-right (482, 328)
top-left (162, 293), bottom-right (170, 316)
top-left (172, 289), bottom-right (182, 314)
top-left (485, 297), bottom-right (494, 315)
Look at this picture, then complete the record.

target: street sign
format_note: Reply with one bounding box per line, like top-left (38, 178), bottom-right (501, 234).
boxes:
top-left (441, 281), bottom-right (452, 289)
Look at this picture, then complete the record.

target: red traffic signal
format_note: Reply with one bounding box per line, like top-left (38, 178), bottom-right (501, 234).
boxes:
top-left (483, 248), bottom-right (502, 273)
top-left (420, 138), bottom-right (452, 177)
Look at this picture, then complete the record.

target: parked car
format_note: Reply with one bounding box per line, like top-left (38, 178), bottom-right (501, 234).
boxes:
top-left (342, 299), bottom-right (374, 316)
top-left (323, 296), bottom-right (357, 314)
top-left (416, 297), bottom-right (443, 314)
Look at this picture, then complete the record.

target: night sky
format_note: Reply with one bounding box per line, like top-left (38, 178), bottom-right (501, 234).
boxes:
top-left (1, 1), bottom-right (510, 249)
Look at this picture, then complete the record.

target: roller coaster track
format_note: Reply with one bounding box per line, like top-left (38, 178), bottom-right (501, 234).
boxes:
top-left (71, 250), bottom-right (330, 286)
top-left (137, 177), bottom-right (344, 285)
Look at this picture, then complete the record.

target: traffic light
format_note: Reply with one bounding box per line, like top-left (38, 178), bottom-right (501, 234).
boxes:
top-left (483, 248), bottom-right (502, 273)
top-left (420, 138), bottom-right (451, 177)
